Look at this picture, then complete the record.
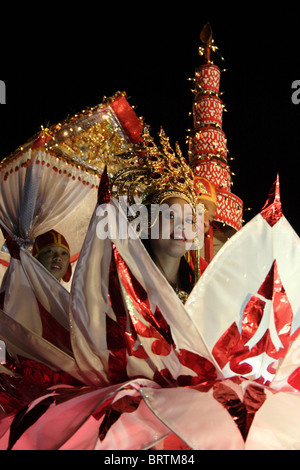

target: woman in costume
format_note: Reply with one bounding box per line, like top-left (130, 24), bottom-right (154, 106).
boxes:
top-left (109, 125), bottom-right (207, 303)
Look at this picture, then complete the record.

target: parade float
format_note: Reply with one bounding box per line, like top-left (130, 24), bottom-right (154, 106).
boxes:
top-left (0, 26), bottom-right (299, 451)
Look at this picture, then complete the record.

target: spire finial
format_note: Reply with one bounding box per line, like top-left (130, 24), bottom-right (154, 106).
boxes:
top-left (200, 22), bottom-right (213, 63)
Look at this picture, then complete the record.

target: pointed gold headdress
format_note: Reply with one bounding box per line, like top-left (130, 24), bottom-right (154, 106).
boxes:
top-left (110, 125), bottom-right (200, 210)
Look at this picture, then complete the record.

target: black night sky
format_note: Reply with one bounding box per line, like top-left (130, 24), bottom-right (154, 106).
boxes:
top-left (1, 5), bottom-right (300, 235)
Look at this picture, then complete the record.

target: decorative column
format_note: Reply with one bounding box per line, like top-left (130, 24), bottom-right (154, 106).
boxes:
top-left (188, 23), bottom-right (243, 260)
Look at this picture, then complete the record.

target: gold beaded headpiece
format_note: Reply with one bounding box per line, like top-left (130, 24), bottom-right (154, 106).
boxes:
top-left (110, 125), bottom-right (200, 211)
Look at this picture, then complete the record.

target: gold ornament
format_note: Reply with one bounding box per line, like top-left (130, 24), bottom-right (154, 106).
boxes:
top-left (110, 125), bottom-right (201, 211)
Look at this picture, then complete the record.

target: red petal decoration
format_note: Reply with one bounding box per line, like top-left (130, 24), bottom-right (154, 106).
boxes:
top-left (37, 299), bottom-right (72, 353)
top-left (260, 175), bottom-right (283, 227)
top-left (177, 349), bottom-right (217, 390)
top-left (112, 246), bottom-right (174, 356)
top-left (213, 381), bottom-right (266, 441)
top-left (0, 355), bottom-right (81, 417)
top-left (153, 368), bottom-right (177, 387)
top-left (287, 367), bottom-right (300, 391)
top-left (241, 296), bottom-right (266, 344)
top-left (107, 249), bottom-right (129, 383)
top-left (212, 259), bottom-right (295, 383)
top-left (124, 331), bottom-right (148, 359)
top-left (151, 339), bottom-right (172, 356)
top-left (212, 322), bottom-right (243, 370)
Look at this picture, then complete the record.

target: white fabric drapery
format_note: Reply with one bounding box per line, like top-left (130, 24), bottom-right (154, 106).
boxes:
top-left (0, 146), bottom-right (98, 336)
top-left (0, 148), bottom-right (98, 255)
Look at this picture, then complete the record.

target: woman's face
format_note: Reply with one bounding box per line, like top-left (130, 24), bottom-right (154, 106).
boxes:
top-left (37, 245), bottom-right (70, 281)
top-left (149, 197), bottom-right (204, 259)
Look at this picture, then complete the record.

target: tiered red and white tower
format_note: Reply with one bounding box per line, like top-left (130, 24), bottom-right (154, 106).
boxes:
top-left (189, 24), bottom-right (243, 259)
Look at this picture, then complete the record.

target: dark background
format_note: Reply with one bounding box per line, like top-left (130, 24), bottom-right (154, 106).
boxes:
top-left (1, 5), bottom-right (300, 234)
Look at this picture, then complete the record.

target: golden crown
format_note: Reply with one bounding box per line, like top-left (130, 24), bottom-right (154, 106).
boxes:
top-left (110, 125), bottom-right (199, 210)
